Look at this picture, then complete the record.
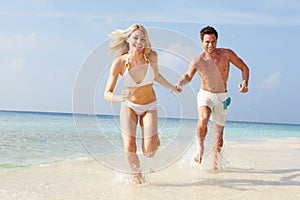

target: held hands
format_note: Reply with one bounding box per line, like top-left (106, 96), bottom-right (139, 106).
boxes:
top-left (176, 85), bottom-right (182, 93)
top-left (171, 85), bottom-right (182, 93)
top-left (239, 80), bottom-right (248, 93)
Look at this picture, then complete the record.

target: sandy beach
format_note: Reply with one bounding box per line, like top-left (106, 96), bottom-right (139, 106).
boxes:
top-left (1, 138), bottom-right (299, 200)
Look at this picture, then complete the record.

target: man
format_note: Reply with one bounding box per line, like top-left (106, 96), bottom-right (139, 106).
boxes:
top-left (176, 26), bottom-right (249, 170)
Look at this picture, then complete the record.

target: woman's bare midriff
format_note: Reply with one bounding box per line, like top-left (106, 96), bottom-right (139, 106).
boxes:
top-left (127, 84), bottom-right (156, 104)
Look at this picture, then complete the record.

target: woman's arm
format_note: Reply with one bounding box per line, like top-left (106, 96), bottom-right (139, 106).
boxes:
top-left (156, 73), bottom-right (179, 92)
top-left (104, 59), bottom-right (130, 102)
top-left (148, 50), bottom-right (180, 93)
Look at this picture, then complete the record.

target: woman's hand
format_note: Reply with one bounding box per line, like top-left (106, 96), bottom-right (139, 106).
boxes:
top-left (121, 90), bottom-right (131, 101)
top-left (170, 85), bottom-right (182, 93)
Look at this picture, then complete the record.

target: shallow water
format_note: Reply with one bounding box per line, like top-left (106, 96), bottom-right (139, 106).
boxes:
top-left (1, 111), bottom-right (300, 199)
top-left (0, 110), bottom-right (299, 170)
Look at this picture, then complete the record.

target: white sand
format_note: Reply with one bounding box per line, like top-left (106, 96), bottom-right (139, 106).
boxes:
top-left (1, 138), bottom-right (300, 200)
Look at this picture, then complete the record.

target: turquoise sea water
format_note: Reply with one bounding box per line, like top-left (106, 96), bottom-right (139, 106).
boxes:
top-left (0, 110), bottom-right (299, 169)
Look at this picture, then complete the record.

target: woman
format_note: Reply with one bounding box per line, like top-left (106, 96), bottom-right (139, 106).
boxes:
top-left (104, 24), bottom-right (179, 184)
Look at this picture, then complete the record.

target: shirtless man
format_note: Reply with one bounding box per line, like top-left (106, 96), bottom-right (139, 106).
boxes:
top-left (176, 26), bottom-right (249, 170)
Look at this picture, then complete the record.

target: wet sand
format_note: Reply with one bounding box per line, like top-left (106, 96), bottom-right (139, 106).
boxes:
top-left (1, 138), bottom-right (299, 200)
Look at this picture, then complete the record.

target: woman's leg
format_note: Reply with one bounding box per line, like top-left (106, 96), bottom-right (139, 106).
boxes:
top-left (120, 105), bottom-right (143, 183)
top-left (140, 110), bottom-right (160, 158)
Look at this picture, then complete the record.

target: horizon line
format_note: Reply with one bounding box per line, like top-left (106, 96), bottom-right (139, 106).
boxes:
top-left (1, 109), bottom-right (299, 126)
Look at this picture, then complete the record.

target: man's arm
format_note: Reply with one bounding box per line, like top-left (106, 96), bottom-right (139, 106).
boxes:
top-left (176, 62), bottom-right (198, 88)
top-left (227, 49), bottom-right (250, 93)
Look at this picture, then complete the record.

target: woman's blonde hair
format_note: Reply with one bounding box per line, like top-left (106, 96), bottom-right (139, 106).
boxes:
top-left (108, 24), bottom-right (151, 57)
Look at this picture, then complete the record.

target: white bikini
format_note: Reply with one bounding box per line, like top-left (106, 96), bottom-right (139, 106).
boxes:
top-left (121, 55), bottom-right (157, 116)
top-left (122, 55), bottom-right (155, 88)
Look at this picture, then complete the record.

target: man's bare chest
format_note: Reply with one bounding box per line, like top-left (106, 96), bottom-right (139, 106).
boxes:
top-left (212, 57), bottom-right (230, 74)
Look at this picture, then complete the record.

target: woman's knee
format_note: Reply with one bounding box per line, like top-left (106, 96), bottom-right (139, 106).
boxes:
top-left (123, 141), bottom-right (137, 153)
top-left (142, 139), bottom-right (158, 158)
top-left (143, 148), bottom-right (155, 158)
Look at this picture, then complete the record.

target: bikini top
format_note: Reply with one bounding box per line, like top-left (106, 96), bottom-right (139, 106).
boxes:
top-left (121, 54), bottom-right (155, 88)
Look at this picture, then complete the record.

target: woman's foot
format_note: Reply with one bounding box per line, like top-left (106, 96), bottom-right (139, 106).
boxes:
top-left (132, 172), bottom-right (145, 185)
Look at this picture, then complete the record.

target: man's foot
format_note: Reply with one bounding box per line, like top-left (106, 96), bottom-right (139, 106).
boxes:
top-left (194, 145), bottom-right (204, 164)
top-left (212, 161), bottom-right (218, 172)
top-left (212, 150), bottom-right (223, 171)
top-left (194, 152), bottom-right (202, 164)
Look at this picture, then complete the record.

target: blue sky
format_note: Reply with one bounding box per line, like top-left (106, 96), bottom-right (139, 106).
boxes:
top-left (1, 0), bottom-right (300, 124)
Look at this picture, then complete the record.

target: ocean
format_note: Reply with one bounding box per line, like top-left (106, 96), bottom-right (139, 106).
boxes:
top-left (0, 110), bottom-right (299, 171)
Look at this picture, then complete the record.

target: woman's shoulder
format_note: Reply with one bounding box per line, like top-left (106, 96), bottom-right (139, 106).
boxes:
top-left (113, 54), bottom-right (127, 66)
top-left (147, 50), bottom-right (158, 61)
top-left (110, 55), bottom-right (128, 74)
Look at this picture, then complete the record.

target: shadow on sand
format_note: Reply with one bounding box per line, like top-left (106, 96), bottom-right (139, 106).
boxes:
top-left (147, 167), bottom-right (300, 191)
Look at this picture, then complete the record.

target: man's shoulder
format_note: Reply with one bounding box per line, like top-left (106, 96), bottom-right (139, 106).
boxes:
top-left (194, 52), bottom-right (205, 61)
top-left (218, 48), bottom-right (235, 55)
top-left (189, 53), bottom-right (205, 69)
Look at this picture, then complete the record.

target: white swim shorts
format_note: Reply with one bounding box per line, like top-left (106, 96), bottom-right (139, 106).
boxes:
top-left (197, 89), bottom-right (230, 126)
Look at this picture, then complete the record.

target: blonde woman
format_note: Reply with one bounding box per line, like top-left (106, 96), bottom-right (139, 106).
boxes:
top-left (104, 24), bottom-right (180, 184)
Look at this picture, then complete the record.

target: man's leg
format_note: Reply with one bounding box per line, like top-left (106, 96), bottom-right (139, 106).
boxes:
top-left (194, 106), bottom-right (211, 163)
top-left (212, 122), bottom-right (224, 170)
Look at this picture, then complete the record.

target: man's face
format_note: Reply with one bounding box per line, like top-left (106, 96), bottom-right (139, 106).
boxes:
top-left (201, 34), bottom-right (217, 54)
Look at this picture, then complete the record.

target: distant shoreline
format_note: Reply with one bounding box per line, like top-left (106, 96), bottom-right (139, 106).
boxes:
top-left (1, 109), bottom-right (299, 126)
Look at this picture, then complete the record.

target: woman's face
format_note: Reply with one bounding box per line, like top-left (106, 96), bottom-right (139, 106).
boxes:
top-left (127, 29), bottom-right (146, 53)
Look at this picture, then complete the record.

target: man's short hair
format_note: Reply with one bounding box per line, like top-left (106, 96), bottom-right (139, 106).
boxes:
top-left (200, 26), bottom-right (218, 41)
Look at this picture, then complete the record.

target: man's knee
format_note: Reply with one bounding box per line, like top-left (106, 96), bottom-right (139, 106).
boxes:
top-left (198, 116), bottom-right (209, 126)
top-left (197, 118), bottom-right (209, 134)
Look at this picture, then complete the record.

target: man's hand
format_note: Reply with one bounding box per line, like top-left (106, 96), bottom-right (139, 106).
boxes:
top-left (239, 81), bottom-right (248, 93)
top-left (175, 85), bottom-right (182, 93)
